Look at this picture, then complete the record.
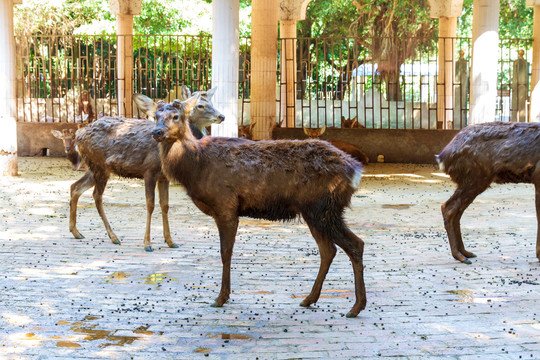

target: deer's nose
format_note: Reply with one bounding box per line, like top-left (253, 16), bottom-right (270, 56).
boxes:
top-left (152, 128), bottom-right (164, 140)
top-left (218, 114), bottom-right (225, 122)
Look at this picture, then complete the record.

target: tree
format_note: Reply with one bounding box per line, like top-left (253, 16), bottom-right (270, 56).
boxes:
top-left (349, 0), bottom-right (437, 101)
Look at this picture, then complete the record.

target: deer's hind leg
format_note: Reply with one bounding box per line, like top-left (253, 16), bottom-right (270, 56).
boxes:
top-left (142, 174), bottom-right (157, 252)
top-left (299, 222), bottom-right (337, 309)
top-left (70, 171), bottom-right (95, 239)
top-left (91, 170), bottom-right (118, 244)
top-left (442, 181), bottom-right (489, 264)
top-left (334, 227), bottom-right (366, 318)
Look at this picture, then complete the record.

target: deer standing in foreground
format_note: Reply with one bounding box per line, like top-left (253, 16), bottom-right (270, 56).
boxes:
top-left (437, 121), bottom-right (540, 264)
top-left (145, 94), bottom-right (367, 317)
top-left (303, 125), bottom-right (369, 165)
top-left (70, 87), bottom-right (224, 252)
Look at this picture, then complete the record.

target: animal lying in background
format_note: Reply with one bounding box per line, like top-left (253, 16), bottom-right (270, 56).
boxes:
top-left (68, 89), bottom-right (224, 252)
top-left (341, 116), bottom-right (364, 128)
top-left (148, 94), bottom-right (367, 317)
top-left (303, 126), bottom-right (369, 165)
top-left (437, 121), bottom-right (540, 264)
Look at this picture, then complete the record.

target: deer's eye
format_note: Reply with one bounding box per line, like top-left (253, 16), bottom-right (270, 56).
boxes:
top-left (197, 105), bottom-right (204, 109)
top-left (173, 114), bottom-right (179, 120)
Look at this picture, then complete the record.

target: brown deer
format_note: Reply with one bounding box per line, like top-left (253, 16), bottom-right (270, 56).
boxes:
top-left (437, 121), bottom-right (540, 264)
top-left (238, 121), bottom-right (257, 139)
top-left (51, 127), bottom-right (85, 170)
top-left (341, 116), bottom-right (364, 129)
top-left (78, 90), bottom-right (96, 123)
top-left (303, 126), bottom-right (369, 165)
top-left (69, 90), bottom-right (224, 252)
top-left (145, 95), bottom-right (367, 318)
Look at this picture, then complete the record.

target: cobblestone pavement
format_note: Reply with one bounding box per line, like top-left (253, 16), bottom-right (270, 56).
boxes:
top-left (1, 157), bottom-right (539, 360)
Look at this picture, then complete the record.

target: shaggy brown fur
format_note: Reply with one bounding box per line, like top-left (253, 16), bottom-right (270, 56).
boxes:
top-left (437, 121), bottom-right (540, 264)
top-left (153, 96), bottom-right (367, 317)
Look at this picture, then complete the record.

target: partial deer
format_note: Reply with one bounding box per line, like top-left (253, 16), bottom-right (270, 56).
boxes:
top-left (303, 125), bottom-right (369, 165)
top-left (341, 116), bottom-right (364, 129)
top-left (69, 87), bottom-right (224, 252)
top-left (146, 94), bottom-right (367, 317)
top-left (79, 90), bottom-right (96, 123)
top-left (437, 121), bottom-right (540, 264)
top-left (51, 127), bottom-right (85, 170)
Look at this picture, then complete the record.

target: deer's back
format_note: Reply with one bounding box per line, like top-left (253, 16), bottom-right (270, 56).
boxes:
top-left (163, 137), bottom-right (363, 220)
top-left (77, 117), bottom-right (161, 179)
top-left (438, 122), bottom-right (540, 184)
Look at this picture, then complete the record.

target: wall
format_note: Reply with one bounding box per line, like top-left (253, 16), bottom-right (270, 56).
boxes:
top-left (272, 127), bottom-right (459, 164)
top-left (17, 122), bottom-right (459, 164)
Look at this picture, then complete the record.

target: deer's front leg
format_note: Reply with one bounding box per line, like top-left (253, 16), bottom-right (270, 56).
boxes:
top-left (157, 179), bottom-right (177, 248)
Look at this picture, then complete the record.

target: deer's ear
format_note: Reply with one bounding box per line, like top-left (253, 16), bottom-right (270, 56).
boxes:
top-left (205, 87), bottom-right (217, 100)
top-left (302, 126), bottom-right (310, 137)
top-left (134, 93), bottom-right (158, 117)
top-left (51, 130), bottom-right (63, 139)
top-left (182, 94), bottom-right (200, 113)
top-left (180, 85), bottom-right (191, 100)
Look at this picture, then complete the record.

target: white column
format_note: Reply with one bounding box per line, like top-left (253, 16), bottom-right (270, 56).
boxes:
top-left (469, 0), bottom-right (500, 124)
top-left (529, 2), bottom-right (540, 122)
top-left (0, 0), bottom-right (18, 176)
top-left (211, 0), bottom-right (239, 137)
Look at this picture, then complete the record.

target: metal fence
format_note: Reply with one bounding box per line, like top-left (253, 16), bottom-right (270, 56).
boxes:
top-left (15, 34), bottom-right (532, 130)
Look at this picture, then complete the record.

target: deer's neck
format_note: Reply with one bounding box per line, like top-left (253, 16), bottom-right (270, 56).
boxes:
top-left (159, 135), bottom-right (200, 186)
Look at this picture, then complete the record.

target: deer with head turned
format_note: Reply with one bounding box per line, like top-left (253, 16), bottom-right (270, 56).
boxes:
top-left (437, 121), bottom-right (540, 264)
top-left (79, 90), bottom-right (96, 123)
top-left (303, 125), bottom-right (369, 165)
top-left (69, 87), bottom-right (224, 252)
top-left (144, 94), bottom-right (367, 317)
top-left (51, 127), bottom-right (85, 170)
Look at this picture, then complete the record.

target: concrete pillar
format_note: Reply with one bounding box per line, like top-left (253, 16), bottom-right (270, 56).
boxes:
top-left (279, 20), bottom-right (297, 128)
top-left (428, 0), bottom-right (463, 129)
top-left (528, 1), bottom-right (540, 122)
top-left (211, 0), bottom-right (239, 137)
top-left (437, 17), bottom-right (457, 129)
top-left (469, 0), bottom-right (500, 124)
top-left (109, 0), bottom-right (141, 118)
top-left (251, 0), bottom-right (278, 140)
top-left (0, 0), bottom-right (19, 176)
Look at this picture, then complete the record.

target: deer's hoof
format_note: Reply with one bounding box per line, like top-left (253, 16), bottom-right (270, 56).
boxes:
top-left (145, 246), bottom-right (153, 252)
top-left (169, 243), bottom-right (179, 249)
top-left (346, 311), bottom-right (358, 318)
top-left (462, 258), bottom-right (472, 265)
top-left (299, 299), bottom-right (312, 308)
top-left (112, 239), bottom-right (121, 245)
top-left (75, 234), bottom-right (85, 239)
top-left (211, 301), bottom-right (223, 308)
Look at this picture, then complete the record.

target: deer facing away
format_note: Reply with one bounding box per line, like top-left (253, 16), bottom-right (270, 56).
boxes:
top-left (437, 121), bottom-right (540, 264)
top-left (70, 87), bottom-right (224, 252)
top-left (145, 94), bottom-right (367, 317)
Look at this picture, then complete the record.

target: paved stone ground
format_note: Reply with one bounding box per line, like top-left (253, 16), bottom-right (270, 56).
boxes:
top-left (0, 157), bottom-right (539, 360)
